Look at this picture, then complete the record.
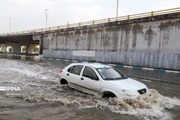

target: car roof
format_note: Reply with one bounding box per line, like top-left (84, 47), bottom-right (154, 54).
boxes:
top-left (69, 62), bottom-right (111, 68)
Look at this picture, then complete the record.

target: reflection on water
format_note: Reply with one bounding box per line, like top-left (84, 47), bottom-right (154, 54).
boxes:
top-left (0, 58), bottom-right (179, 120)
top-left (0, 53), bottom-right (40, 62)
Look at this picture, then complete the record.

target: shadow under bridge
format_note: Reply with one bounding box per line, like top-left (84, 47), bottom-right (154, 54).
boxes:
top-left (0, 34), bottom-right (42, 55)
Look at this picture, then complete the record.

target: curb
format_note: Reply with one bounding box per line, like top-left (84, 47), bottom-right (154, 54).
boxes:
top-left (41, 57), bottom-right (180, 74)
top-left (127, 75), bottom-right (180, 85)
top-left (5, 54), bottom-right (180, 74)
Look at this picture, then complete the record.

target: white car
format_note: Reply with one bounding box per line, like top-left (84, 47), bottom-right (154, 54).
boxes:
top-left (59, 63), bottom-right (148, 98)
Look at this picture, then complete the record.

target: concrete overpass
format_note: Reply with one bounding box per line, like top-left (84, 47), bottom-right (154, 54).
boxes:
top-left (0, 34), bottom-right (40, 54)
top-left (0, 7), bottom-right (180, 70)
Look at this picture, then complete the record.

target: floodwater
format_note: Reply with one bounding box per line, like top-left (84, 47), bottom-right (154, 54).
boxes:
top-left (0, 55), bottom-right (180, 120)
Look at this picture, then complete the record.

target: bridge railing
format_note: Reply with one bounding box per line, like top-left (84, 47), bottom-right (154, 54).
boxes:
top-left (0, 7), bottom-right (179, 36)
top-left (154, 7), bottom-right (180, 16)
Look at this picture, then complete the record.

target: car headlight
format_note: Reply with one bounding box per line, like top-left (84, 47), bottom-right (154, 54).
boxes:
top-left (122, 90), bottom-right (136, 97)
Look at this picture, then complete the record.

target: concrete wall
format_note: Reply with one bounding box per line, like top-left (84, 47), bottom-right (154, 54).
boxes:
top-left (43, 16), bottom-right (180, 70)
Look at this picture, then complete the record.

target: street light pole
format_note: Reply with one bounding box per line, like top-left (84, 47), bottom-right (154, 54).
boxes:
top-left (45, 9), bottom-right (49, 30)
top-left (116, 0), bottom-right (119, 20)
top-left (9, 18), bottom-right (11, 32)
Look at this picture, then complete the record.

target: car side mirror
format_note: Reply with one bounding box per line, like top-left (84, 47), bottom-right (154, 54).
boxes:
top-left (122, 74), bottom-right (127, 79)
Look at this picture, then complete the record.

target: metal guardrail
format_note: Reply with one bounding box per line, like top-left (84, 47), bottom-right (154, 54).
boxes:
top-left (0, 7), bottom-right (179, 36)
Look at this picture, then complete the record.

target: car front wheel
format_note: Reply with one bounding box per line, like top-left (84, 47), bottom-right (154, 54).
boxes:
top-left (60, 78), bottom-right (68, 85)
top-left (102, 92), bottom-right (117, 98)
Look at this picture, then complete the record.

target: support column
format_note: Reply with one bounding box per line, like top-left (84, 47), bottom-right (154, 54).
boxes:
top-left (7, 43), bottom-right (21, 53)
top-left (39, 34), bottom-right (43, 55)
top-left (32, 34), bottom-right (42, 55)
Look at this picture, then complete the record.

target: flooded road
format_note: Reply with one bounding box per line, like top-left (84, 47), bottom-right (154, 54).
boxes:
top-left (0, 57), bottom-right (180, 120)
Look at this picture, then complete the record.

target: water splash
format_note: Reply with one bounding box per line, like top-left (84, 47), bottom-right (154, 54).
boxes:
top-left (107, 89), bottom-right (180, 120)
top-left (16, 88), bottom-right (179, 120)
top-left (1, 58), bottom-right (179, 120)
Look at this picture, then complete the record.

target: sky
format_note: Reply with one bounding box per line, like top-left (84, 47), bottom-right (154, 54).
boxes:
top-left (0, 0), bottom-right (180, 33)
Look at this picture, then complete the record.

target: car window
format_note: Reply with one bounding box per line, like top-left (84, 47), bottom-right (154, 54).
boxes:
top-left (68, 66), bottom-right (74, 72)
top-left (83, 67), bottom-right (99, 80)
top-left (70, 65), bottom-right (83, 75)
top-left (97, 67), bottom-right (123, 80)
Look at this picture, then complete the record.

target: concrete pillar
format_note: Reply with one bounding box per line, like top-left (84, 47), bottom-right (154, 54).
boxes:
top-left (39, 34), bottom-right (43, 55)
top-left (33, 34), bottom-right (42, 55)
top-left (7, 43), bottom-right (21, 53)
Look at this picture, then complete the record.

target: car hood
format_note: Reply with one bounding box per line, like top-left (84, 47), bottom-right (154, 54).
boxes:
top-left (106, 78), bottom-right (147, 91)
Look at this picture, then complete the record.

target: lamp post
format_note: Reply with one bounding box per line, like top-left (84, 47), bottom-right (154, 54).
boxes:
top-left (9, 18), bottom-right (11, 32)
top-left (116, 0), bottom-right (119, 20)
top-left (45, 8), bottom-right (49, 30)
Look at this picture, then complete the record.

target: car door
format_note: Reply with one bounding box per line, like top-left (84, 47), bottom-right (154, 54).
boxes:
top-left (80, 66), bottom-right (101, 94)
top-left (66, 65), bottom-right (84, 87)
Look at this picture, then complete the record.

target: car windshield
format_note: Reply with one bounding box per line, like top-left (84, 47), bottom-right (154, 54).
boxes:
top-left (97, 67), bottom-right (124, 80)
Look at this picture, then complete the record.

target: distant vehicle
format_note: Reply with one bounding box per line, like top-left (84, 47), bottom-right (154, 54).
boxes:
top-left (59, 63), bottom-right (148, 98)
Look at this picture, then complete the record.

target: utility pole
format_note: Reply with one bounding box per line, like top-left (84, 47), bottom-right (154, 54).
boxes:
top-left (45, 9), bottom-right (49, 30)
top-left (116, 0), bottom-right (119, 20)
